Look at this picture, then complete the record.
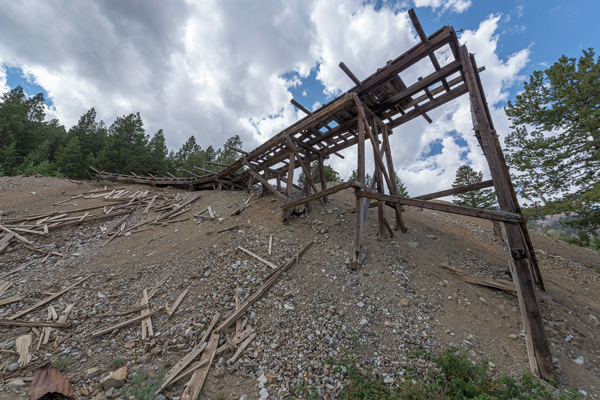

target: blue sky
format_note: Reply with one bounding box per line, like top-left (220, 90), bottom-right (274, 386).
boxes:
top-left (1, 0), bottom-right (598, 195)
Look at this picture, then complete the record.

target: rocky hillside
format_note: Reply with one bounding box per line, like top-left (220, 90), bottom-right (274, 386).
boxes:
top-left (0, 176), bottom-right (599, 399)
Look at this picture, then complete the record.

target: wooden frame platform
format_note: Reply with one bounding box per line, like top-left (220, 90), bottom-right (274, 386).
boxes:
top-left (94, 9), bottom-right (554, 380)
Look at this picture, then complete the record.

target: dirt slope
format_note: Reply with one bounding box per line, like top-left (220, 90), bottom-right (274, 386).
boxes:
top-left (0, 176), bottom-right (599, 399)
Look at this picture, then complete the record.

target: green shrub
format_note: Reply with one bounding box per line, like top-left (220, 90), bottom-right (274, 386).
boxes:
top-left (120, 366), bottom-right (167, 400)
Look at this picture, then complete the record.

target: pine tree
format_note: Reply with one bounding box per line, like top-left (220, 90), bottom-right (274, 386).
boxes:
top-left (298, 161), bottom-right (341, 185)
top-left (149, 129), bottom-right (168, 176)
top-left (394, 172), bottom-right (409, 197)
top-left (55, 136), bottom-right (85, 177)
top-left (452, 165), bottom-right (497, 209)
top-left (505, 49), bottom-right (600, 234)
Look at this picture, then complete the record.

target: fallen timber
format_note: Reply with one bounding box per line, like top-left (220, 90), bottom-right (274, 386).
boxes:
top-left (93, 9), bottom-right (554, 380)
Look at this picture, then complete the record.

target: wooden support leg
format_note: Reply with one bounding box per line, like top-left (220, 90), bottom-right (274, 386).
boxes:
top-left (460, 44), bottom-right (554, 380)
top-left (283, 151), bottom-right (296, 220)
top-left (381, 124), bottom-right (407, 233)
top-left (350, 111), bottom-right (366, 269)
top-left (318, 155), bottom-right (328, 203)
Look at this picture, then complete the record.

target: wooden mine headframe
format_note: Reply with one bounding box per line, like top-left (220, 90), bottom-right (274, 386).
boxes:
top-left (93, 9), bottom-right (555, 380)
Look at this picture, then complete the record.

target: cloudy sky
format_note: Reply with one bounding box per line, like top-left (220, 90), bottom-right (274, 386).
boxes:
top-left (1, 0), bottom-right (598, 196)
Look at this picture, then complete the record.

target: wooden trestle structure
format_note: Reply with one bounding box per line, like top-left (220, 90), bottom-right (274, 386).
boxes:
top-left (94, 10), bottom-right (555, 379)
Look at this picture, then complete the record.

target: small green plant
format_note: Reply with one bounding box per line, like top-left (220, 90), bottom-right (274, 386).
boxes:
top-left (51, 357), bottom-right (71, 372)
top-left (112, 358), bottom-right (126, 368)
top-left (328, 346), bottom-right (581, 400)
top-left (120, 366), bottom-right (167, 400)
top-left (286, 384), bottom-right (319, 400)
top-left (213, 395), bottom-right (227, 400)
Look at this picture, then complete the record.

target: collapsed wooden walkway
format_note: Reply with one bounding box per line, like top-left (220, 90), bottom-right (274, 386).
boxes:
top-left (94, 10), bottom-right (555, 380)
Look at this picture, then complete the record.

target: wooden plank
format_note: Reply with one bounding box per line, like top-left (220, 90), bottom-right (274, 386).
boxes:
top-left (0, 296), bottom-right (22, 306)
top-left (8, 275), bottom-right (91, 320)
top-left (0, 260), bottom-right (34, 279)
top-left (414, 180), bottom-right (494, 200)
top-left (90, 307), bottom-right (164, 338)
top-left (157, 341), bottom-right (208, 394)
top-left (216, 241), bottom-right (313, 333)
top-left (441, 264), bottom-right (516, 293)
top-left (282, 181), bottom-right (354, 210)
top-left (339, 62), bottom-right (362, 86)
top-left (229, 332), bottom-right (256, 364)
top-left (380, 126), bottom-right (407, 233)
top-left (140, 289), bottom-right (152, 340)
top-left (356, 190), bottom-right (523, 224)
top-left (247, 169), bottom-right (286, 201)
top-left (237, 246), bottom-right (278, 270)
top-left (166, 290), bottom-right (188, 319)
top-left (0, 320), bottom-right (70, 328)
top-left (460, 44), bottom-right (554, 380)
top-left (181, 333), bottom-right (220, 400)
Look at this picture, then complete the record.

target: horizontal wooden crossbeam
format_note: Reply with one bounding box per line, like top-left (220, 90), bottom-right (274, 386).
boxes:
top-left (355, 190), bottom-right (523, 224)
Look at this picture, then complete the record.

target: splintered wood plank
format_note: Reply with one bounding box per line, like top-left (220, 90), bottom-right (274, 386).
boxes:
top-left (0, 295), bottom-right (21, 306)
top-left (0, 232), bottom-right (15, 253)
top-left (268, 235), bottom-right (273, 255)
top-left (216, 327), bottom-right (255, 356)
top-left (90, 307), bottom-right (164, 338)
top-left (228, 332), bottom-right (256, 364)
top-left (216, 241), bottom-right (313, 333)
top-left (16, 334), bottom-right (32, 366)
top-left (0, 281), bottom-right (13, 297)
top-left (0, 319), bottom-right (70, 328)
top-left (166, 289), bottom-right (188, 319)
top-left (8, 275), bottom-right (91, 320)
top-left (156, 342), bottom-right (208, 394)
top-left (441, 264), bottom-right (516, 293)
top-left (148, 268), bottom-right (175, 299)
top-left (237, 246), bottom-right (278, 270)
top-left (140, 289), bottom-right (153, 340)
top-left (181, 333), bottom-right (220, 400)
top-left (235, 296), bottom-right (242, 335)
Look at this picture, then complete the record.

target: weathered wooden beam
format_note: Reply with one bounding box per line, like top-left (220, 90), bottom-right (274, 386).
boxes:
top-left (356, 190), bottom-right (523, 224)
top-left (339, 62), bottom-right (362, 86)
top-left (460, 44), bottom-right (554, 380)
top-left (245, 165), bottom-right (286, 201)
top-left (414, 180), bottom-right (494, 200)
top-left (215, 241), bottom-right (313, 333)
top-left (282, 181), bottom-right (355, 210)
top-left (408, 8), bottom-right (451, 92)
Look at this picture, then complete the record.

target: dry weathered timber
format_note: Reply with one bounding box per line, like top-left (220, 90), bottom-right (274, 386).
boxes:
top-left (216, 241), bottom-right (313, 333)
top-left (460, 44), bottom-right (554, 380)
top-left (0, 231), bottom-right (15, 252)
top-left (282, 181), bottom-right (356, 211)
top-left (414, 180), bottom-right (494, 200)
top-left (246, 169), bottom-right (286, 201)
top-left (229, 332), bottom-right (257, 364)
top-left (8, 275), bottom-right (91, 320)
top-left (90, 307), bottom-right (164, 338)
top-left (166, 290), bottom-right (188, 319)
top-left (356, 190), bottom-right (523, 224)
top-left (157, 341), bottom-right (208, 394)
top-left (0, 295), bottom-right (21, 306)
top-left (237, 246), bottom-right (278, 270)
top-left (181, 333), bottom-right (220, 400)
top-left (0, 320), bottom-right (70, 328)
top-left (441, 264), bottom-right (516, 293)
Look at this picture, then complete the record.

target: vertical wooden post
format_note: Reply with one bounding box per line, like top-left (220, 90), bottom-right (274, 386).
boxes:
top-left (303, 149), bottom-right (312, 213)
top-left (318, 155), bottom-right (328, 203)
top-left (371, 119), bottom-right (387, 238)
top-left (469, 54), bottom-right (544, 290)
top-left (460, 44), bottom-right (554, 380)
top-left (283, 151), bottom-right (296, 220)
top-left (351, 112), bottom-right (366, 269)
top-left (381, 126), bottom-right (407, 233)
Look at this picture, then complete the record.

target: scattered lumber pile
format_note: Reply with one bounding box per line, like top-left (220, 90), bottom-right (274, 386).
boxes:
top-left (0, 186), bottom-right (201, 260)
